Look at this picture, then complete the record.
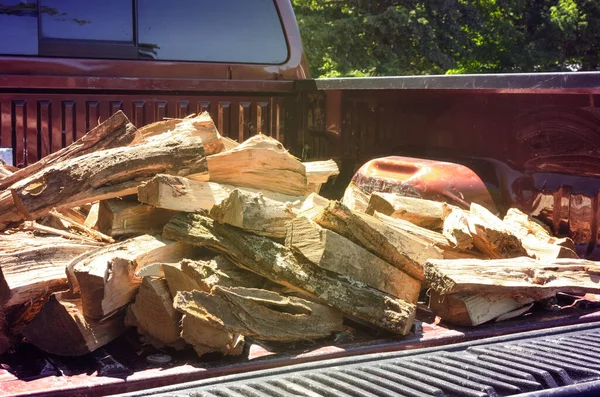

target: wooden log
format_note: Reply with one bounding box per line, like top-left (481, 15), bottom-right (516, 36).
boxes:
top-left (341, 182), bottom-right (370, 213)
top-left (97, 198), bottom-right (176, 237)
top-left (503, 208), bottom-right (578, 260)
top-left (304, 160), bottom-right (339, 193)
top-left (3, 116), bottom-right (216, 228)
top-left (467, 203), bottom-right (529, 259)
top-left (0, 241), bottom-right (96, 308)
top-left (133, 112), bottom-right (224, 156)
top-left (298, 192), bottom-right (330, 219)
top-left (286, 216), bottom-right (421, 302)
top-left (443, 208), bottom-right (474, 250)
top-left (0, 159), bottom-right (16, 181)
top-left (310, 201), bottom-right (431, 281)
top-left (48, 209), bottom-right (115, 243)
top-left (20, 221), bottom-right (106, 246)
top-left (21, 295), bottom-right (125, 356)
top-left (366, 193), bottom-right (452, 230)
top-left (222, 136), bottom-right (240, 151)
top-left (0, 111), bottom-right (138, 191)
top-left (125, 277), bottom-right (184, 349)
top-left (206, 134), bottom-right (307, 196)
top-left (373, 211), bottom-right (454, 250)
top-left (72, 235), bottom-right (199, 319)
top-left (210, 189), bottom-right (298, 238)
top-left (138, 174), bottom-right (302, 213)
top-left (429, 291), bottom-right (534, 326)
top-left (174, 287), bottom-right (344, 342)
top-left (84, 202), bottom-right (100, 229)
top-left (425, 257), bottom-right (600, 299)
top-left (163, 213), bottom-right (416, 335)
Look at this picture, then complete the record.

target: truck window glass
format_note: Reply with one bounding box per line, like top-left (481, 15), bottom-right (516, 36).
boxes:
top-left (0, 0), bottom-right (39, 55)
top-left (39, 0), bottom-right (133, 42)
top-left (137, 0), bottom-right (288, 64)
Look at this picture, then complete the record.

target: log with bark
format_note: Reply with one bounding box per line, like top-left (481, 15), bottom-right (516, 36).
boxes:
top-left (97, 198), bottom-right (176, 237)
top-left (309, 201), bottom-right (431, 281)
top-left (286, 216), bottom-right (421, 302)
top-left (1, 115), bottom-right (223, 229)
top-left (0, 240), bottom-right (96, 309)
top-left (366, 193), bottom-right (453, 230)
top-left (125, 276), bottom-right (184, 349)
top-left (205, 134), bottom-right (308, 196)
top-left (341, 182), bottom-right (370, 213)
top-left (22, 295), bottom-right (125, 356)
top-left (0, 111), bottom-right (137, 191)
top-left (173, 286), bottom-right (344, 342)
top-left (163, 213), bottom-right (416, 335)
top-left (425, 257), bottom-right (600, 299)
top-left (71, 235), bottom-right (199, 319)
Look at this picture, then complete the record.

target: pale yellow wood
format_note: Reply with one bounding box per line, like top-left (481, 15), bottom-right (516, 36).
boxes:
top-left (426, 257), bottom-right (600, 299)
top-left (138, 175), bottom-right (301, 213)
top-left (467, 203), bottom-right (529, 259)
top-left (286, 216), bottom-right (421, 302)
top-left (297, 193), bottom-right (330, 220)
top-left (210, 189), bottom-right (299, 238)
top-left (443, 208), bottom-right (474, 250)
top-left (341, 183), bottom-right (370, 213)
top-left (125, 277), bottom-right (184, 349)
top-left (97, 198), bottom-right (176, 237)
top-left (304, 160), bottom-right (339, 193)
top-left (367, 193), bottom-right (452, 230)
top-left (206, 135), bottom-right (308, 195)
top-left (71, 235), bottom-right (198, 319)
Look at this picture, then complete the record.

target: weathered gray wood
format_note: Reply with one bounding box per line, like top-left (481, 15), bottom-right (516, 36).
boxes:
top-left (163, 213), bottom-right (416, 335)
top-left (425, 257), bottom-right (600, 299)
top-left (174, 287), bottom-right (344, 342)
top-left (210, 189), bottom-right (299, 238)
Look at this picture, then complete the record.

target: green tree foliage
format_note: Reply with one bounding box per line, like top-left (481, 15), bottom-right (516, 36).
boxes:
top-left (292, 0), bottom-right (600, 77)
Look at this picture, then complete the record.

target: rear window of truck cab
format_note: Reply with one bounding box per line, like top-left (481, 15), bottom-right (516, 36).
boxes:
top-left (0, 0), bottom-right (289, 64)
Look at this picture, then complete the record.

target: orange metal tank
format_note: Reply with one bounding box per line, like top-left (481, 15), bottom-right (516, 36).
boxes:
top-left (350, 156), bottom-right (498, 214)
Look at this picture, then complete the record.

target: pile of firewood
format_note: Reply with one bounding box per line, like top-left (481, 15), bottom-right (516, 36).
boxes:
top-left (344, 188), bottom-right (600, 326)
top-left (0, 110), bottom-right (598, 359)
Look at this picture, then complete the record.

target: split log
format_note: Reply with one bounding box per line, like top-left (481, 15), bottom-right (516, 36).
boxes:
top-left (341, 182), bottom-right (370, 213)
top-left (97, 198), bottom-right (176, 237)
top-left (443, 208), bottom-right (474, 250)
top-left (298, 192), bottom-right (330, 219)
top-left (48, 209), bottom-right (114, 243)
top-left (125, 277), bottom-right (184, 349)
top-left (373, 211), bottom-right (454, 250)
top-left (429, 291), bottom-right (534, 326)
top-left (163, 213), bottom-right (416, 335)
top-left (0, 241), bottom-right (96, 308)
top-left (0, 111), bottom-right (137, 191)
top-left (84, 203), bottom-right (100, 229)
top-left (304, 160), bottom-right (339, 193)
top-left (20, 221), bottom-right (106, 246)
top-left (210, 189), bottom-right (298, 238)
top-left (503, 208), bottom-right (578, 260)
top-left (310, 201), bottom-right (432, 281)
top-left (366, 193), bottom-right (453, 230)
top-left (72, 235), bottom-right (199, 319)
top-left (467, 203), bottom-right (529, 259)
top-left (2, 115), bottom-right (218, 228)
top-left (174, 287), bottom-right (344, 342)
top-left (206, 134), bottom-right (307, 195)
top-left (177, 310), bottom-right (245, 358)
top-left (0, 159), bottom-right (16, 181)
top-left (286, 216), bottom-right (421, 302)
top-left (133, 111), bottom-right (224, 156)
top-left (22, 295), bottom-right (125, 356)
top-left (222, 136), bottom-right (240, 151)
top-left (425, 257), bottom-right (600, 299)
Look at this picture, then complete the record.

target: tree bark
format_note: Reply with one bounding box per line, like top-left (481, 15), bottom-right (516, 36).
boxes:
top-left (163, 213), bottom-right (416, 335)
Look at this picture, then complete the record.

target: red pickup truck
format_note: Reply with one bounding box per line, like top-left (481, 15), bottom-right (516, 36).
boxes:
top-left (1, 1), bottom-right (600, 396)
